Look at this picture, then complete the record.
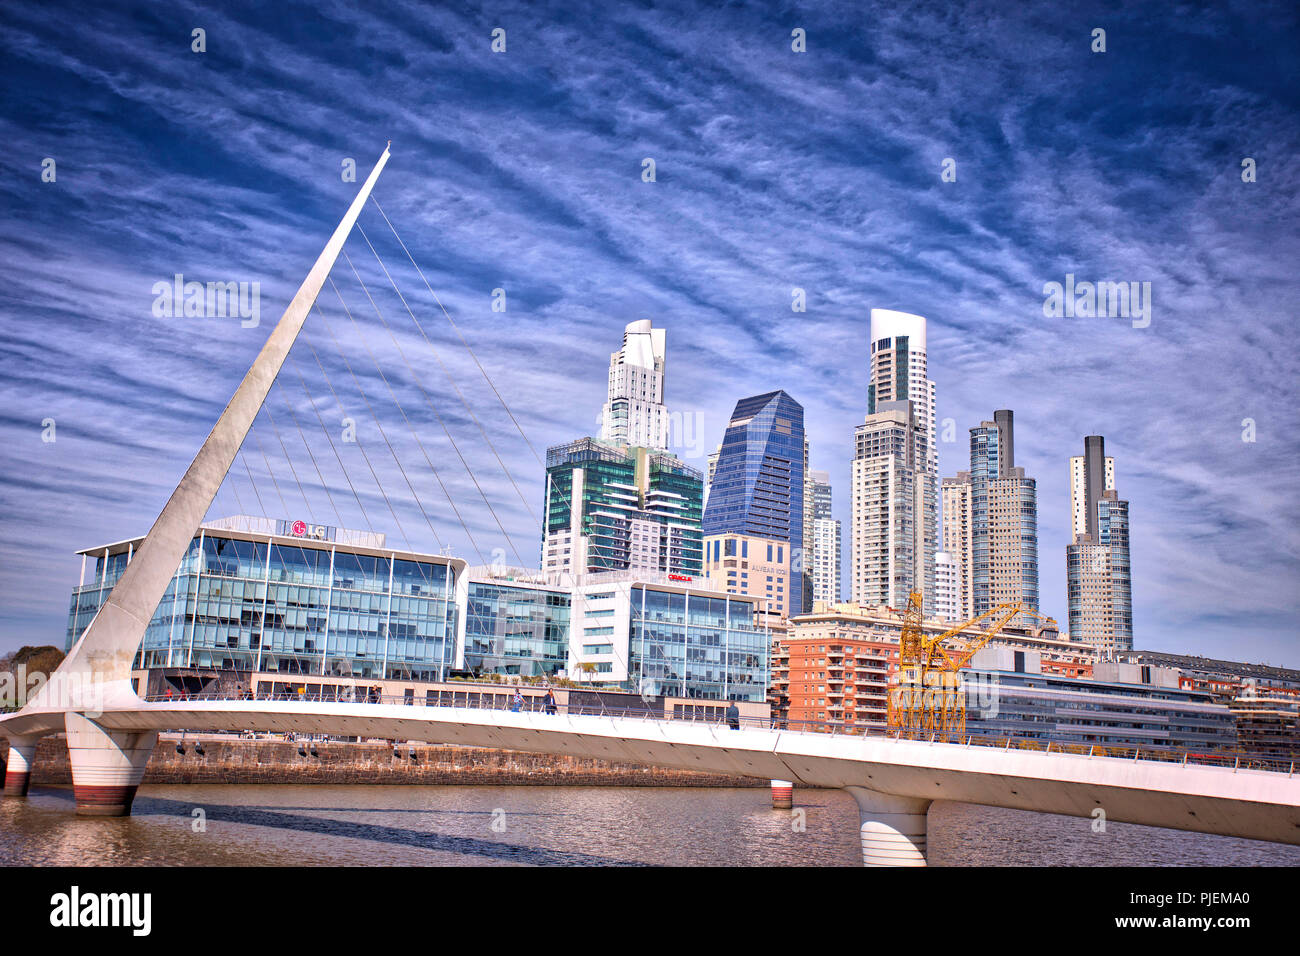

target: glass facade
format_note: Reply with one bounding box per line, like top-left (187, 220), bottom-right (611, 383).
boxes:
top-left (544, 438), bottom-right (703, 576)
top-left (969, 424), bottom-right (997, 609)
top-left (67, 531), bottom-right (459, 680)
top-left (465, 581), bottom-right (570, 677)
top-left (702, 390), bottom-right (806, 615)
top-left (628, 586), bottom-right (768, 701)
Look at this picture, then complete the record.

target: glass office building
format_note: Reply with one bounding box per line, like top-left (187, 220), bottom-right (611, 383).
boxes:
top-left (464, 578), bottom-right (571, 677)
top-left (67, 518), bottom-right (462, 681)
top-left (66, 518), bottom-right (767, 701)
top-left (543, 437), bottom-right (704, 577)
top-left (702, 390), bottom-right (807, 615)
top-left (627, 586), bottom-right (769, 701)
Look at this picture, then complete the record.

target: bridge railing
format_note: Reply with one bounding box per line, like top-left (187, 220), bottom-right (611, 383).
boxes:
top-left (140, 691), bottom-right (1298, 776)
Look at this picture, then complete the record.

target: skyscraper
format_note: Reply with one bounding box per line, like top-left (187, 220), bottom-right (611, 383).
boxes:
top-left (544, 319), bottom-right (702, 579)
top-left (1066, 435), bottom-right (1133, 655)
top-left (968, 410), bottom-right (1039, 618)
top-left (852, 309), bottom-right (937, 610)
top-left (808, 470), bottom-right (841, 605)
top-left (851, 400), bottom-right (930, 609)
top-left (543, 438), bottom-right (703, 578)
top-left (702, 390), bottom-right (807, 618)
top-left (704, 443), bottom-right (722, 510)
top-left (941, 472), bottom-right (974, 621)
top-left (934, 551), bottom-right (960, 622)
top-left (599, 319), bottom-right (670, 450)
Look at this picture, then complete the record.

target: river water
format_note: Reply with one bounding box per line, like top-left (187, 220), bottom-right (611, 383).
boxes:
top-left (2, 784), bottom-right (1296, 866)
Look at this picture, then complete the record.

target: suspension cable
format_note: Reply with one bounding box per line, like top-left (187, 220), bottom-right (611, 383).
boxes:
top-left (276, 381), bottom-right (345, 529)
top-left (311, 301), bottom-right (444, 556)
top-left (302, 322), bottom-right (416, 554)
top-left (326, 270), bottom-right (482, 563)
top-left (371, 197), bottom-right (547, 469)
top-left (356, 221), bottom-right (537, 524)
top-left (252, 428), bottom-right (290, 518)
top-left (262, 399), bottom-right (314, 520)
top-left (337, 254), bottom-right (517, 566)
top-left (288, 351), bottom-right (374, 534)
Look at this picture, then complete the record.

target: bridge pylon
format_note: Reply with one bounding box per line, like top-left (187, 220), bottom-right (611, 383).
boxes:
top-left (65, 713), bottom-right (158, 816)
top-left (2, 737), bottom-right (39, 798)
top-left (845, 786), bottom-right (932, 867)
top-left (0, 146), bottom-right (391, 814)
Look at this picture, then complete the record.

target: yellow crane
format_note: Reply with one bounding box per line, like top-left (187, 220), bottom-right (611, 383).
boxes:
top-left (887, 592), bottom-right (1060, 737)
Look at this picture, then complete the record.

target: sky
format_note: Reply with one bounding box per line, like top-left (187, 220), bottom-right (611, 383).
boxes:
top-left (0, 0), bottom-right (1297, 666)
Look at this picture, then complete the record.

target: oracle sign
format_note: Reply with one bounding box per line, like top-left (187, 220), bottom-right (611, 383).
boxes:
top-left (668, 573), bottom-right (693, 582)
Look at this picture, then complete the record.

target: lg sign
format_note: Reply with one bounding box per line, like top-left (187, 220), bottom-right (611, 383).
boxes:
top-left (290, 520), bottom-right (329, 540)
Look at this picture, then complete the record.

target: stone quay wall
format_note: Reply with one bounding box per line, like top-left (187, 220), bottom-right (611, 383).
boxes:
top-left (2, 736), bottom-right (765, 788)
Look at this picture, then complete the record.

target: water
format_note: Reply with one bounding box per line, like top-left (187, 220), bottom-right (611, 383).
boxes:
top-left (2, 784), bottom-right (1296, 866)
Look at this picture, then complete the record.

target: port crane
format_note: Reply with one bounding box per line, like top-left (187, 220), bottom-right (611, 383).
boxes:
top-left (886, 592), bottom-right (1060, 736)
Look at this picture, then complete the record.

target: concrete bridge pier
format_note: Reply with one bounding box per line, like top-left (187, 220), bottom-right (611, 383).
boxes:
top-left (844, 786), bottom-right (932, 867)
top-left (65, 713), bottom-right (157, 816)
top-left (3, 736), bottom-right (39, 798)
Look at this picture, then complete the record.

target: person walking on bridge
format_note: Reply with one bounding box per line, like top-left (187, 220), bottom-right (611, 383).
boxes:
top-left (725, 701), bottom-right (741, 730)
top-left (544, 689), bottom-right (557, 715)
top-left (511, 687), bottom-right (524, 713)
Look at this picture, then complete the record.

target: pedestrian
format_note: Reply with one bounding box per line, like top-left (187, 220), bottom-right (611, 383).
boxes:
top-left (544, 689), bottom-right (557, 715)
top-left (511, 687), bottom-right (524, 713)
top-left (726, 701), bottom-right (741, 730)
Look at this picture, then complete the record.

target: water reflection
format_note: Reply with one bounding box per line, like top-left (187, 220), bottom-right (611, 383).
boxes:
top-left (2, 785), bottom-right (1295, 867)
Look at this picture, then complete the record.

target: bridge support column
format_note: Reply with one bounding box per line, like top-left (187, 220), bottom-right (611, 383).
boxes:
top-left (844, 787), bottom-right (931, 867)
top-left (3, 737), bottom-right (39, 798)
top-left (65, 713), bottom-right (157, 817)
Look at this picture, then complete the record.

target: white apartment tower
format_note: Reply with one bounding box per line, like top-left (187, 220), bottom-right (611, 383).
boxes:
top-left (599, 319), bottom-right (670, 451)
top-left (809, 470), bottom-right (841, 605)
top-left (934, 551), bottom-right (961, 623)
top-left (852, 310), bottom-right (938, 611)
top-left (941, 473), bottom-right (974, 621)
top-left (851, 401), bottom-right (932, 609)
top-left (1070, 451), bottom-right (1116, 537)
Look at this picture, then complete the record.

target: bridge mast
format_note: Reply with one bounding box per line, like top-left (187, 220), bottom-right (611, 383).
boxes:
top-left (21, 145), bottom-right (392, 711)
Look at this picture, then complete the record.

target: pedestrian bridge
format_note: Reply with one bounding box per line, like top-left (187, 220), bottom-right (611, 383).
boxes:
top-left (4, 691), bottom-right (1298, 865)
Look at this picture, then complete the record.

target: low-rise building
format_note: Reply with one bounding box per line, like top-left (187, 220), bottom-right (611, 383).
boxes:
top-left (68, 517), bottom-right (768, 703)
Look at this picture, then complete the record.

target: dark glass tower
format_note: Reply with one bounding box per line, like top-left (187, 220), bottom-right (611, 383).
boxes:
top-left (702, 391), bottom-right (807, 615)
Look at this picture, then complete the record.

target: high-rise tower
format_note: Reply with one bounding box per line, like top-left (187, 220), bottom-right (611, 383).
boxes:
top-left (968, 410), bottom-right (1038, 619)
top-left (941, 472), bottom-right (974, 620)
top-left (808, 471), bottom-right (841, 605)
top-left (702, 391), bottom-right (807, 619)
top-left (600, 319), bottom-right (669, 450)
top-left (1066, 436), bottom-right (1132, 655)
top-left (852, 310), bottom-right (937, 610)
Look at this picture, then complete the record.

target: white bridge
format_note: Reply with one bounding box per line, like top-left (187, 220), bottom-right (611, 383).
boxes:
top-left (4, 147), bottom-right (1298, 865)
top-left (4, 693), bottom-right (1299, 865)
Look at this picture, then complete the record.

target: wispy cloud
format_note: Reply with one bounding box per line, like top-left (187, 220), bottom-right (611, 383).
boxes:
top-left (0, 0), bottom-right (1297, 666)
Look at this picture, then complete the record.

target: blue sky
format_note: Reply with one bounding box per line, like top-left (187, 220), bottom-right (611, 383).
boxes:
top-left (0, 0), bottom-right (1297, 665)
